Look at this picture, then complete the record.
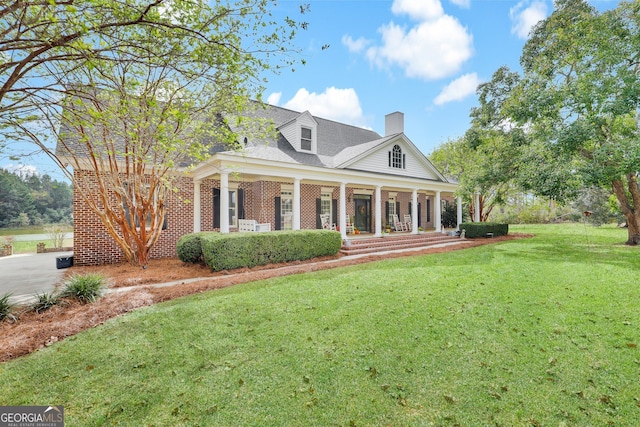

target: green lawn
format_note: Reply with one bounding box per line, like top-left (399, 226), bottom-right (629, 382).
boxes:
top-left (1, 224), bottom-right (639, 426)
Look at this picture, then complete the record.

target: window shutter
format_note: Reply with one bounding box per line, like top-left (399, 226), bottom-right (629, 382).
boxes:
top-left (385, 202), bottom-right (389, 225)
top-left (274, 197), bottom-right (281, 230)
top-left (388, 151), bottom-right (391, 167)
top-left (316, 198), bottom-right (322, 229)
top-left (418, 202), bottom-right (422, 227)
top-left (213, 188), bottom-right (220, 229)
top-left (238, 188), bottom-right (245, 220)
top-left (332, 199), bottom-right (338, 225)
top-left (403, 154), bottom-right (406, 169)
top-left (427, 198), bottom-right (431, 222)
top-left (396, 201), bottom-right (400, 216)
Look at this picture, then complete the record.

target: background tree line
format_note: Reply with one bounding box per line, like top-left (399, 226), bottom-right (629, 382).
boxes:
top-left (0, 169), bottom-right (72, 228)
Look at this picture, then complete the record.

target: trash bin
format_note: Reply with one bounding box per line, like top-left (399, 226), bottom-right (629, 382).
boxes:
top-left (56, 255), bottom-right (73, 269)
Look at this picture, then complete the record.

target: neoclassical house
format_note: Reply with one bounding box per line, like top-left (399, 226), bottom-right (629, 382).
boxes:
top-left (66, 103), bottom-right (462, 265)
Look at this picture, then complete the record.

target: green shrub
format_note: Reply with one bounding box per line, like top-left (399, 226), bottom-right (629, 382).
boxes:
top-left (60, 273), bottom-right (106, 303)
top-left (176, 232), bottom-right (214, 263)
top-left (32, 292), bottom-right (61, 313)
top-left (198, 230), bottom-right (342, 272)
top-left (0, 293), bottom-right (17, 322)
top-left (460, 222), bottom-right (509, 238)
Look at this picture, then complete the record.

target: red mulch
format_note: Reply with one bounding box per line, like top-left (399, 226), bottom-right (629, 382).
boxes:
top-left (0, 234), bottom-right (531, 363)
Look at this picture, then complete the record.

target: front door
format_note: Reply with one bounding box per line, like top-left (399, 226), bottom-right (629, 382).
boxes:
top-left (354, 196), bottom-right (371, 233)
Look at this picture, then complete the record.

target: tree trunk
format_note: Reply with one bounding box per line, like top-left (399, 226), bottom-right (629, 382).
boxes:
top-left (611, 174), bottom-right (640, 246)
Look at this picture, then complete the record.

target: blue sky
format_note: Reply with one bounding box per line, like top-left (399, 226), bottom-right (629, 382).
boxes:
top-left (1, 0), bottom-right (620, 179)
top-left (265, 0), bottom-right (619, 154)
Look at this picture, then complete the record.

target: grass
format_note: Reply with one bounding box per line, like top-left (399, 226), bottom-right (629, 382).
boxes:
top-left (0, 225), bottom-right (73, 236)
top-left (0, 224), bottom-right (639, 426)
top-left (10, 239), bottom-right (73, 254)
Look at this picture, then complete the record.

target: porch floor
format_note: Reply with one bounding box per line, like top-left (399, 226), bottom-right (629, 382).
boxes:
top-left (340, 231), bottom-right (461, 256)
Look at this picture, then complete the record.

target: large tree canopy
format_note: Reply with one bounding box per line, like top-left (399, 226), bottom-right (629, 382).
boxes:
top-left (1, 0), bottom-right (308, 265)
top-left (483, 0), bottom-right (640, 244)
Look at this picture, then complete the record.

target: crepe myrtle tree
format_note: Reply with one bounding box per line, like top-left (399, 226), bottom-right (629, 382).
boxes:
top-left (481, 0), bottom-right (640, 244)
top-left (2, 0), bottom-right (309, 265)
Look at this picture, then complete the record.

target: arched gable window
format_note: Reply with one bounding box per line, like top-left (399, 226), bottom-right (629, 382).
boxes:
top-left (388, 144), bottom-right (406, 169)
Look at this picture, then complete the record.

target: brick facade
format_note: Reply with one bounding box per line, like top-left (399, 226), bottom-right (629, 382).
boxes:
top-left (73, 171), bottom-right (453, 265)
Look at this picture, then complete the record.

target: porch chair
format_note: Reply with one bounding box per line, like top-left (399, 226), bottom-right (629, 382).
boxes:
top-left (345, 216), bottom-right (354, 234)
top-left (392, 214), bottom-right (408, 232)
top-left (403, 214), bottom-right (413, 231)
top-left (320, 214), bottom-right (336, 230)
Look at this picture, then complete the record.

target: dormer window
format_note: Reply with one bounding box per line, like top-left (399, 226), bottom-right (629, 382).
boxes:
top-left (389, 144), bottom-right (406, 169)
top-left (301, 127), bottom-right (312, 151)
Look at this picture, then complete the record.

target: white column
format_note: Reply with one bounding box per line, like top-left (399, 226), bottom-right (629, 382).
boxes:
top-left (411, 188), bottom-right (418, 234)
top-left (374, 185), bottom-right (382, 237)
top-left (193, 180), bottom-right (201, 232)
top-left (457, 196), bottom-right (463, 229)
top-left (435, 191), bottom-right (442, 232)
top-left (220, 172), bottom-right (229, 233)
top-left (339, 182), bottom-right (347, 240)
top-left (293, 178), bottom-right (301, 230)
top-left (474, 193), bottom-right (481, 222)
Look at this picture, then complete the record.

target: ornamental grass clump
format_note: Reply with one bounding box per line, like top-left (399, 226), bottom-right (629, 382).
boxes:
top-left (60, 273), bottom-right (106, 303)
top-left (31, 292), bottom-right (61, 313)
top-left (0, 293), bottom-right (17, 322)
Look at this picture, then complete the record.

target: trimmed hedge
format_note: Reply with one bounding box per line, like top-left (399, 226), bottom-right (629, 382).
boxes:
top-left (176, 232), bottom-right (218, 263)
top-left (177, 230), bottom-right (342, 271)
top-left (460, 222), bottom-right (509, 238)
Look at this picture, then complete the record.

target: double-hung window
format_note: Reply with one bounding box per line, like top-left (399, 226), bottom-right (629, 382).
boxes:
top-left (281, 190), bottom-right (293, 230)
top-left (301, 127), bottom-right (312, 151)
top-left (388, 195), bottom-right (396, 225)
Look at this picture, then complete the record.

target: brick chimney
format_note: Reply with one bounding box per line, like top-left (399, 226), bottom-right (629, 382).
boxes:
top-left (385, 111), bottom-right (404, 136)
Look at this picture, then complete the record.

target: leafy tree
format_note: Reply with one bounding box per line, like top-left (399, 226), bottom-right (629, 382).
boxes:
top-left (430, 68), bottom-right (524, 223)
top-left (572, 187), bottom-right (625, 226)
top-left (2, 0), bottom-right (308, 265)
top-left (506, 0), bottom-right (640, 244)
top-left (0, 169), bottom-right (72, 226)
top-left (0, 169), bottom-right (36, 227)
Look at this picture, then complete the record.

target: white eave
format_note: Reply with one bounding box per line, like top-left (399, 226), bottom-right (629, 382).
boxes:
top-left (185, 150), bottom-right (457, 193)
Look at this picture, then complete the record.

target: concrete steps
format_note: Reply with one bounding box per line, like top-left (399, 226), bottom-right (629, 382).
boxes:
top-left (340, 232), bottom-right (461, 256)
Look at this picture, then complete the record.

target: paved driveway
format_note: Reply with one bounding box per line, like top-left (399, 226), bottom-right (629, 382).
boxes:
top-left (0, 252), bottom-right (73, 305)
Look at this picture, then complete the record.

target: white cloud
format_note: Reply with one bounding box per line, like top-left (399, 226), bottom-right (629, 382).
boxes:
top-left (434, 73), bottom-right (482, 105)
top-left (391, 0), bottom-right (443, 21)
top-left (362, 0), bottom-right (473, 81)
top-left (341, 35), bottom-right (371, 53)
top-left (267, 92), bottom-right (282, 106)
top-left (281, 87), bottom-right (365, 126)
top-left (449, 0), bottom-right (471, 8)
top-left (510, 0), bottom-right (548, 39)
top-left (2, 163), bottom-right (39, 178)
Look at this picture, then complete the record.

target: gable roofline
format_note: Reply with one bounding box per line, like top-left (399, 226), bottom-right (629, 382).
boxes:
top-left (336, 133), bottom-right (449, 182)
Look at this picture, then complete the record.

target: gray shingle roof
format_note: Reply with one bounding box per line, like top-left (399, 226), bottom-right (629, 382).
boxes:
top-left (227, 103), bottom-right (384, 168)
top-left (57, 99), bottom-right (388, 170)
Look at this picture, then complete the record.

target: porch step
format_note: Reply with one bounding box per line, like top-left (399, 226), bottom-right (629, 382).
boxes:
top-left (340, 232), bottom-right (461, 256)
